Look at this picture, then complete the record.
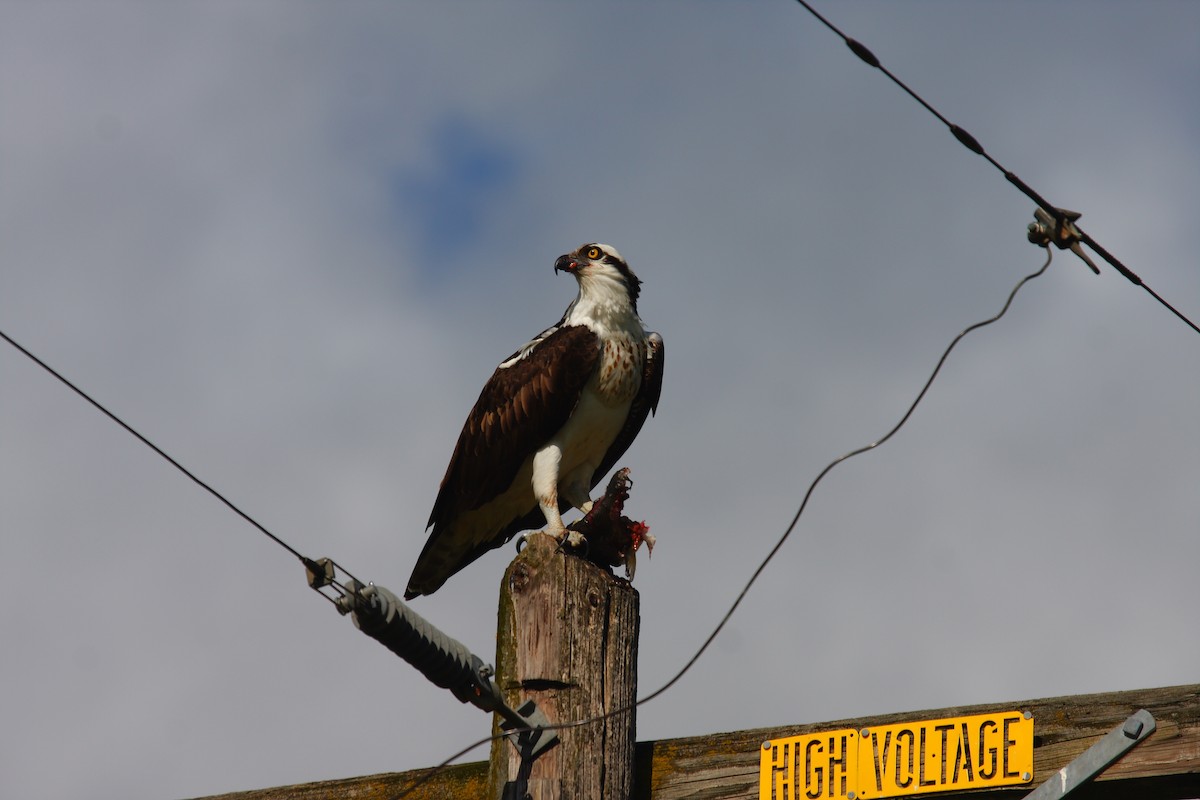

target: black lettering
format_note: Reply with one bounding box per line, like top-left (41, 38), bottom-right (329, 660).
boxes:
top-left (770, 743), bottom-right (788, 800)
top-left (979, 719), bottom-right (998, 779)
top-left (1002, 716), bottom-right (1019, 778)
top-left (919, 727), bottom-right (936, 787)
top-left (805, 737), bottom-right (823, 799)
top-left (953, 722), bottom-right (974, 783)
top-left (872, 730), bottom-right (892, 792)
top-left (829, 735), bottom-right (849, 797)
top-left (935, 723), bottom-right (954, 784)
top-left (896, 729), bottom-right (915, 788)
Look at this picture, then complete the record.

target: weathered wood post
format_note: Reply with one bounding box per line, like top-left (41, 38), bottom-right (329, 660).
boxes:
top-left (487, 532), bottom-right (640, 800)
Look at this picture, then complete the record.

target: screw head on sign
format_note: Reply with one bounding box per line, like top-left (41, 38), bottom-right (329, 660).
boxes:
top-left (860, 728), bottom-right (870, 737)
top-left (762, 741), bottom-right (772, 750)
top-left (847, 792), bottom-right (857, 800)
top-left (1022, 772), bottom-right (1032, 782)
top-left (1024, 710), bottom-right (1032, 720)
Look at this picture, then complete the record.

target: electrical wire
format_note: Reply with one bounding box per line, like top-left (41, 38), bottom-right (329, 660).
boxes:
top-left (637, 250), bottom-right (1051, 704)
top-left (9, 5), bottom-right (1187, 791)
top-left (4, 216), bottom-right (1053, 799)
top-left (415, 8), bottom-right (1200, 774)
top-left (0, 211), bottom-right (1059, 795)
top-left (0, 328), bottom-right (313, 568)
top-left (793, 0), bottom-right (1200, 336)
top-left (0, 330), bottom-right (380, 621)
top-left (393, 249), bottom-right (1055, 797)
top-left (0, 249), bottom-right (1041, 799)
top-left (0, 249), bottom-right (1051, 794)
top-left (9, 9), bottom-right (1188, 788)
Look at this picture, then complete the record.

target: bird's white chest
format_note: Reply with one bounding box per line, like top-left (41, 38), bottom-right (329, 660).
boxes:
top-left (548, 333), bottom-right (643, 478)
top-left (593, 332), bottom-right (643, 406)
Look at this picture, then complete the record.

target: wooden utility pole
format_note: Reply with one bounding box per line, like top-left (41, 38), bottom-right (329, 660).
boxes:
top-left (487, 532), bottom-right (640, 800)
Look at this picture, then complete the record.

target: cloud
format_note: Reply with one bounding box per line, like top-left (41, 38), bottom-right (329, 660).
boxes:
top-left (391, 115), bottom-right (525, 269)
top-left (2, 3), bottom-right (1198, 799)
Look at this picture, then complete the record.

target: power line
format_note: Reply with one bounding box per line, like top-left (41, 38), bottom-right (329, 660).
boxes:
top-left (0, 328), bottom-right (380, 618)
top-left (0, 234), bottom-right (1076, 796)
top-left (407, 0), bottom-right (1200, 773)
top-left (396, 6), bottom-right (1197, 785)
top-left (793, 0), bottom-right (1200, 336)
top-left (6, 9), bottom-right (1188, 788)
top-left (0, 328), bottom-right (312, 567)
top-left (0, 324), bottom-right (556, 797)
top-left (1, 256), bottom-right (1056, 794)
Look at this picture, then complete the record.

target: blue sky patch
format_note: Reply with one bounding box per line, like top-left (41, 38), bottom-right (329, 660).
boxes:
top-left (392, 115), bottom-right (523, 272)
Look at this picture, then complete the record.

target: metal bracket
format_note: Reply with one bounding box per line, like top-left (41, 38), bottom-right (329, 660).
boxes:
top-left (500, 699), bottom-right (559, 800)
top-left (304, 556), bottom-right (360, 616)
top-left (499, 698), bottom-right (559, 760)
top-left (1022, 709), bottom-right (1155, 799)
top-left (1027, 207), bottom-right (1100, 274)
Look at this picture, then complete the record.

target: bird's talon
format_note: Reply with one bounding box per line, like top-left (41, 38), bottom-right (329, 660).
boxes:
top-left (555, 528), bottom-right (588, 555)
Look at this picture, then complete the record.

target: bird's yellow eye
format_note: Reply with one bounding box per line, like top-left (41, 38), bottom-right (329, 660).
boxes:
top-left (586, 246), bottom-right (601, 260)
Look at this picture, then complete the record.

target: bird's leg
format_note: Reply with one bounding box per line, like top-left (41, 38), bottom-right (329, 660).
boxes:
top-left (531, 446), bottom-right (570, 542)
top-left (537, 495), bottom-right (567, 537)
top-left (541, 489), bottom-right (585, 549)
top-left (539, 499), bottom-right (586, 551)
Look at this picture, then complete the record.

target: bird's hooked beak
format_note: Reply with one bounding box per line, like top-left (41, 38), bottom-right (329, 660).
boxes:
top-left (554, 253), bottom-right (580, 275)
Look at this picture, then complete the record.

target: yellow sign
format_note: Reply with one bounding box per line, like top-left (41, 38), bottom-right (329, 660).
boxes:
top-left (760, 711), bottom-right (1033, 800)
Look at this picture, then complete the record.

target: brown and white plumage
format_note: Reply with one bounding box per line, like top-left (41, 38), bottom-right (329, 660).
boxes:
top-left (405, 243), bottom-right (664, 599)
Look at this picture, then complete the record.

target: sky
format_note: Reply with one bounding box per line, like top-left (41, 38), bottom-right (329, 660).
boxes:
top-left (2, 2), bottom-right (1198, 798)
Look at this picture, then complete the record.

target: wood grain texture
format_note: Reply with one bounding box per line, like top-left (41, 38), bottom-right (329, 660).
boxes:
top-left (488, 532), bottom-right (640, 800)
top-left (633, 683), bottom-right (1200, 800)
top-left (184, 761), bottom-right (487, 800)
top-left (187, 677), bottom-right (1198, 799)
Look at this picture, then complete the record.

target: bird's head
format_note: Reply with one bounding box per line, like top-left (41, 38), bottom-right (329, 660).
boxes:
top-left (554, 242), bottom-right (642, 312)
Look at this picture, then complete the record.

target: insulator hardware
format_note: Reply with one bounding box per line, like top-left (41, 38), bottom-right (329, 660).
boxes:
top-left (1027, 207), bottom-right (1100, 274)
top-left (302, 557), bottom-right (559, 760)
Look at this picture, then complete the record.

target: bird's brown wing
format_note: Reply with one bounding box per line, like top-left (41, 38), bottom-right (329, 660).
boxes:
top-left (406, 325), bottom-right (600, 597)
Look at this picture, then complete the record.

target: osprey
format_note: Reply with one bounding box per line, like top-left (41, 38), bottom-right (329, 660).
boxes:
top-left (405, 243), bottom-right (664, 599)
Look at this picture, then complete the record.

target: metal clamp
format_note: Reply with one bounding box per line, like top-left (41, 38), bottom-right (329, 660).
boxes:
top-left (1027, 207), bottom-right (1100, 274)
